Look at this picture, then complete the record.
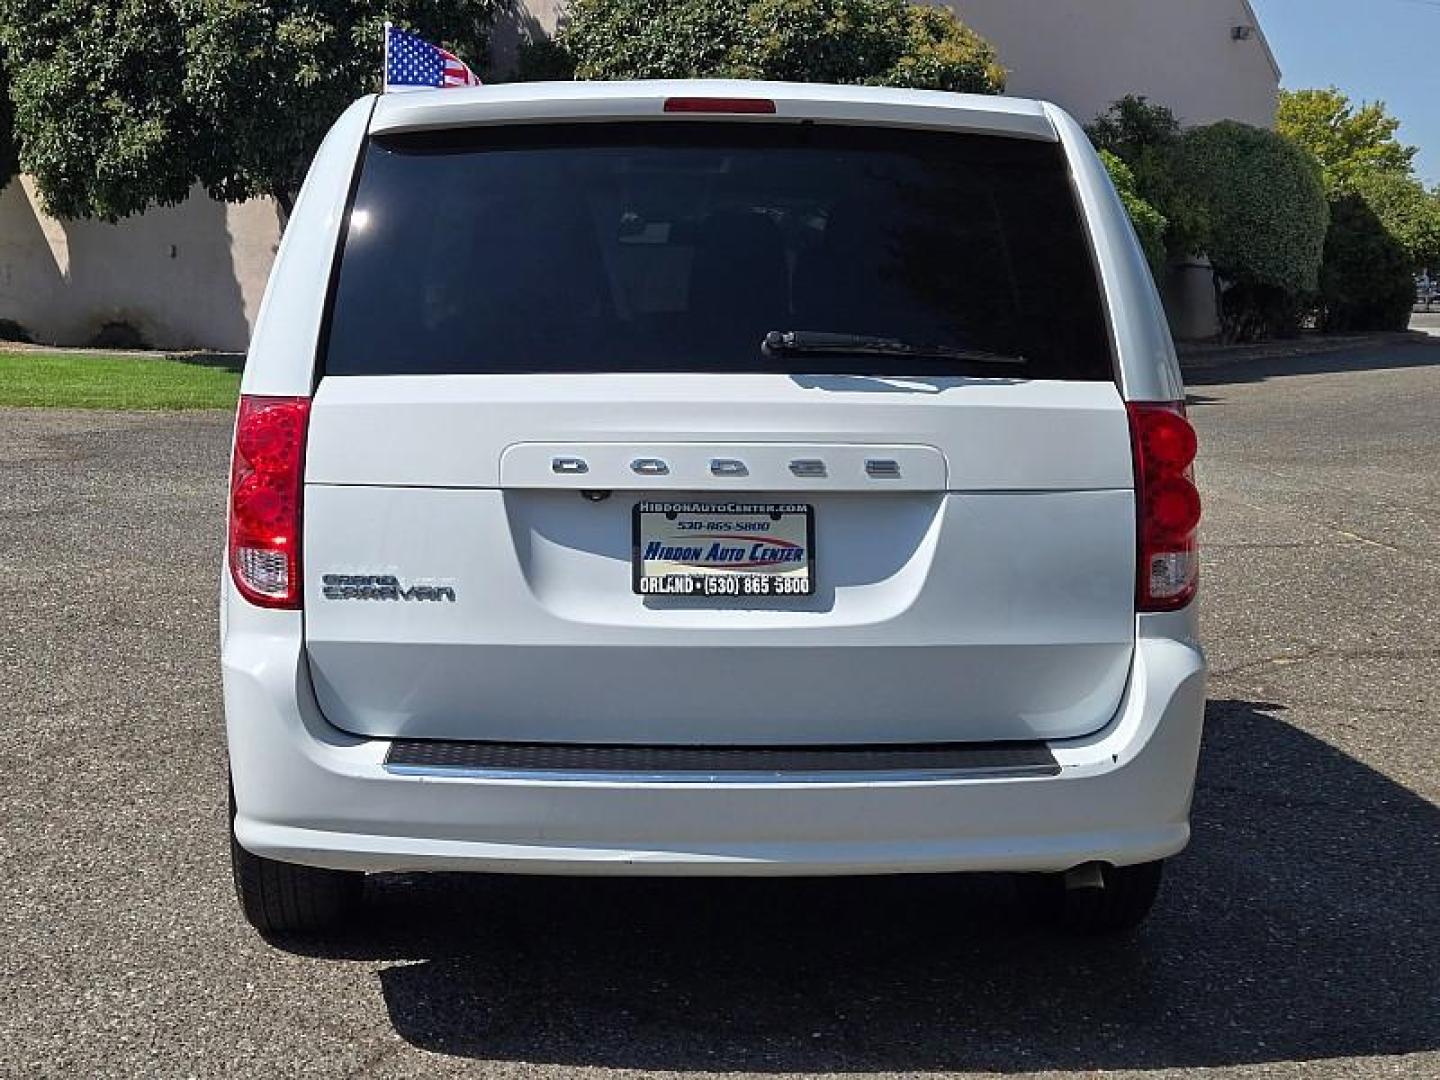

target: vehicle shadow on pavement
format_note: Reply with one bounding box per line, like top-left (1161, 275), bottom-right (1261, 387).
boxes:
top-left (276, 699), bottom-right (1440, 1073)
top-left (1183, 337), bottom-right (1440, 387)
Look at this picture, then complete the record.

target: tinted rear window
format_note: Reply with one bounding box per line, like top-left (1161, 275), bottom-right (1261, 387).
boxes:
top-left (323, 123), bottom-right (1112, 380)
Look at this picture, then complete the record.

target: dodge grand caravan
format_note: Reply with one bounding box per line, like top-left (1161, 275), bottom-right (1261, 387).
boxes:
top-left (223, 80), bottom-right (1206, 936)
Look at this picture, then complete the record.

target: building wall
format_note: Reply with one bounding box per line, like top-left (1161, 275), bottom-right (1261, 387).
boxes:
top-left (950, 0), bottom-right (1279, 127)
top-left (0, 177), bottom-right (279, 352)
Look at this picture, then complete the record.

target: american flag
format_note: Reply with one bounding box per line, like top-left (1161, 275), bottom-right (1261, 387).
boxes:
top-left (384, 25), bottom-right (481, 91)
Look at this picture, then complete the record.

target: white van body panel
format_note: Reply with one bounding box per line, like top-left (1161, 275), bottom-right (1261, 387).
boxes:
top-left (301, 374), bottom-right (1139, 744)
top-left (369, 79), bottom-right (1058, 140)
top-left (241, 96), bottom-right (373, 398)
top-left (303, 485), bottom-right (1136, 743)
top-left (225, 583), bottom-right (1205, 874)
top-left (223, 81), bottom-right (1205, 878)
top-left (303, 375), bottom-right (1133, 491)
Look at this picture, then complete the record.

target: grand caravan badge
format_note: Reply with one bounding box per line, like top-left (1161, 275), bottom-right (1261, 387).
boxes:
top-left (321, 574), bottom-right (456, 602)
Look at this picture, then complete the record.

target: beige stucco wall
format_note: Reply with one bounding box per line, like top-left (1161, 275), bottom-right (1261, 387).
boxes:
top-left (949, 0), bottom-right (1279, 128)
top-left (0, 177), bottom-right (280, 352)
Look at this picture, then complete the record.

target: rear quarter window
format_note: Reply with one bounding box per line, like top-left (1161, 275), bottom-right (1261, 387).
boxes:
top-left (322, 122), bottom-right (1113, 381)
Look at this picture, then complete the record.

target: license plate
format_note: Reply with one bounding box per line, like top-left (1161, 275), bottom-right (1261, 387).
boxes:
top-left (633, 501), bottom-right (815, 597)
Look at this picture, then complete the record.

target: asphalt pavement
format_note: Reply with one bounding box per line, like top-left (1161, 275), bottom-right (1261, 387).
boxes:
top-left (1, 339), bottom-right (1437, 1079)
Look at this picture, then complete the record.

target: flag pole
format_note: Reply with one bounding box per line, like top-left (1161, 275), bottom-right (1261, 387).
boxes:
top-left (381, 20), bottom-right (392, 94)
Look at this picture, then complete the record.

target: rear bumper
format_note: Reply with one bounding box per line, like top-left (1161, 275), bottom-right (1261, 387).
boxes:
top-left (224, 609), bottom-right (1205, 876)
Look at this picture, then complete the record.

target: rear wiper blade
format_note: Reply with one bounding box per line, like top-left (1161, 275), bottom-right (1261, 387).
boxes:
top-left (762, 330), bottom-right (1026, 367)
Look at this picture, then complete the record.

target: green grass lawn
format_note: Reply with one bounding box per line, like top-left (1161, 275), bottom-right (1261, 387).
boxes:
top-left (0, 351), bottom-right (241, 410)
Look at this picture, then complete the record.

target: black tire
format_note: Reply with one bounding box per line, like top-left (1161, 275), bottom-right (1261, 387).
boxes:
top-left (1018, 859), bottom-right (1165, 935)
top-left (229, 785), bottom-right (362, 935)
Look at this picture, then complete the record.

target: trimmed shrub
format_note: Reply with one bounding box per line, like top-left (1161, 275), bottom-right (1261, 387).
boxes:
top-left (1173, 121), bottom-right (1329, 341)
top-left (1318, 194), bottom-right (1416, 332)
top-left (1099, 149), bottom-right (1167, 277)
top-left (553, 0), bottom-right (1004, 92)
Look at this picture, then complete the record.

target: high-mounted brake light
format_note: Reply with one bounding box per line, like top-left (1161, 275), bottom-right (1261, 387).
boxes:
top-left (1128, 402), bottom-right (1201, 611)
top-left (228, 395), bottom-right (310, 609)
top-left (663, 97), bottom-right (777, 115)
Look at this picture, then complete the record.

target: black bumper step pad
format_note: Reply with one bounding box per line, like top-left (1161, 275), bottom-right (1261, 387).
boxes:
top-left (385, 738), bottom-right (1060, 777)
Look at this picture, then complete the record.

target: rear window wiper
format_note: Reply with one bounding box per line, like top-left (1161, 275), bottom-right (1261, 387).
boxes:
top-left (762, 330), bottom-right (1027, 367)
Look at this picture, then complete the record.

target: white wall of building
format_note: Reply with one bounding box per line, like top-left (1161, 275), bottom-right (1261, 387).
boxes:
top-left (0, 178), bottom-right (279, 352)
top-left (950, 0), bottom-right (1279, 128)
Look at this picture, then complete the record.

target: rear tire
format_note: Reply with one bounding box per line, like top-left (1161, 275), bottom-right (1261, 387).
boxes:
top-left (1019, 859), bottom-right (1165, 935)
top-left (229, 784), bottom-right (362, 936)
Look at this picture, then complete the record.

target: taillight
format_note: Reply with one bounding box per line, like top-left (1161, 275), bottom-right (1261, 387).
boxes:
top-left (663, 97), bottom-right (777, 114)
top-left (228, 395), bottom-right (310, 608)
top-left (1128, 401), bottom-right (1201, 611)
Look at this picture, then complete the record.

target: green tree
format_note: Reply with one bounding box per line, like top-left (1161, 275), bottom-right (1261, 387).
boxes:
top-left (1349, 169), bottom-right (1440, 272)
top-left (1086, 95), bottom-right (1205, 258)
top-left (182, 2), bottom-right (496, 218)
top-left (0, 1), bottom-right (499, 221)
top-left (1087, 94), bottom-right (1182, 159)
top-left (553, 0), bottom-right (1004, 93)
top-left (0, 1), bottom-right (197, 220)
top-left (1278, 86), bottom-right (1438, 282)
top-left (1276, 87), bottom-right (1417, 191)
top-left (1172, 121), bottom-right (1330, 341)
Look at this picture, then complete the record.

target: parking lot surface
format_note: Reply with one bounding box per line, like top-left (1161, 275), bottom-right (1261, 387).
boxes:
top-left (2, 339), bottom-right (1437, 1079)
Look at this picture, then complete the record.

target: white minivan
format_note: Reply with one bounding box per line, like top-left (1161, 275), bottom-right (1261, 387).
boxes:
top-left (223, 80), bottom-right (1205, 937)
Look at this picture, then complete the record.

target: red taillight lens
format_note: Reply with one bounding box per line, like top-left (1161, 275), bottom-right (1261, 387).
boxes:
top-left (663, 97), bottom-right (777, 114)
top-left (1128, 401), bottom-right (1201, 611)
top-left (228, 395), bottom-right (310, 608)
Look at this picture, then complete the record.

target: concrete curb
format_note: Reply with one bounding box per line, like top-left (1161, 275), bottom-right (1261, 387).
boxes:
top-left (0, 338), bottom-right (244, 367)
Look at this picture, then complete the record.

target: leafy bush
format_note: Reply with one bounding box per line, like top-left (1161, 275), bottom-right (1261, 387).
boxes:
top-left (1088, 94), bottom-right (1182, 154)
top-left (1172, 121), bottom-right (1329, 341)
top-left (1099, 149), bottom-right (1167, 276)
top-left (1086, 95), bottom-right (1206, 260)
top-left (554, 0), bottom-right (1004, 93)
top-left (1317, 194), bottom-right (1416, 332)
